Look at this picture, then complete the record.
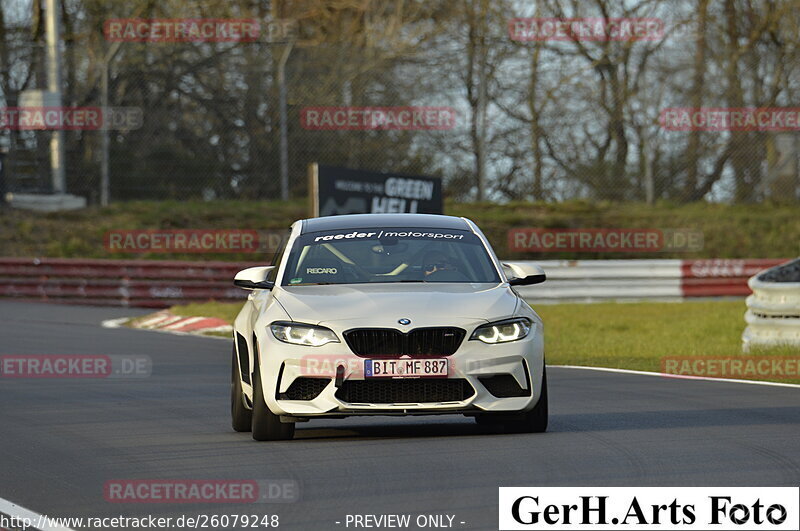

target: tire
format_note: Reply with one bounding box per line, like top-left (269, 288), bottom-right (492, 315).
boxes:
top-left (518, 366), bottom-right (548, 433)
top-left (251, 353), bottom-right (295, 441)
top-left (231, 345), bottom-right (252, 432)
top-left (475, 365), bottom-right (548, 433)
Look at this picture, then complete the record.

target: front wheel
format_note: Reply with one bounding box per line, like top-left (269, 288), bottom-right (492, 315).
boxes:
top-left (475, 366), bottom-right (548, 433)
top-left (251, 355), bottom-right (295, 441)
top-left (518, 366), bottom-right (548, 433)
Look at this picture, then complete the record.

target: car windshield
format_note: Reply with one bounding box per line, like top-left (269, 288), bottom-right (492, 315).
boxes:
top-left (281, 228), bottom-right (501, 285)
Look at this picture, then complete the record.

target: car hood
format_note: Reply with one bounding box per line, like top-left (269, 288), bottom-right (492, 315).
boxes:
top-left (275, 283), bottom-right (517, 327)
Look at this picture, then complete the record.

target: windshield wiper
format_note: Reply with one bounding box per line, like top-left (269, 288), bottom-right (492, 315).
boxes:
top-left (365, 279), bottom-right (427, 283)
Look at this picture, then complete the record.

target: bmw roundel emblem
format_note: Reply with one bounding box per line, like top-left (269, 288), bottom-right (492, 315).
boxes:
top-left (398, 318), bottom-right (411, 326)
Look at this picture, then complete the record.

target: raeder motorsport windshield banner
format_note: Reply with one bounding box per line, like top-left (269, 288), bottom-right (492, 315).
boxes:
top-left (499, 487), bottom-right (799, 531)
top-left (310, 164), bottom-right (443, 217)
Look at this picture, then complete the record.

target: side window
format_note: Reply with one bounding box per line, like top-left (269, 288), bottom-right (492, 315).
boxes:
top-left (267, 229), bottom-right (291, 282)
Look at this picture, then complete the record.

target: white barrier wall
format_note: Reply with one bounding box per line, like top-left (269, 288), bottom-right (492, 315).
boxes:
top-left (511, 258), bottom-right (788, 303)
top-left (743, 259), bottom-right (800, 351)
top-left (514, 259), bottom-right (684, 303)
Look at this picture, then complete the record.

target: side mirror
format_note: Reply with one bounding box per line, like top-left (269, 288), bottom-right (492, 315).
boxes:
top-left (502, 262), bottom-right (546, 286)
top-left (234, 266), bottom-right (276, 290)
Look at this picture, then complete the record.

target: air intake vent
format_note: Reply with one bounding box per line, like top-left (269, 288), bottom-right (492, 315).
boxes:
top-left (343, 327), bottom-right (465, 357)
top-left (279, 378), bottom-right (330, 401)
top-left (478, 375), bottom-right (531, 398)
top-left (236, 332), bottom-right (250, 384)
top-left (335, 378), bottom-right (474, 404)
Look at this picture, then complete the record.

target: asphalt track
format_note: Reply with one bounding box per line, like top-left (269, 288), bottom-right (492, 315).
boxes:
top-left (1, 300), bottom-right (799, 530)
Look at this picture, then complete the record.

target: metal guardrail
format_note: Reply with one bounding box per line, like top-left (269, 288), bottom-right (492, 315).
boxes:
top-left (0, 258), bottom-right (260, 307)
top-left (516, 259), bottom-right (683, 302)
top-left (0, 257), bottom-right (788, 308)
top-left (516, 258), bottom-right (786, 303)
top-left (743, 259), bottom-right (800, 351)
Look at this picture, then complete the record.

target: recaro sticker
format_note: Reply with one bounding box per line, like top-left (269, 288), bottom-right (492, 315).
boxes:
top-left (306, 268), bottom-right (338, 274)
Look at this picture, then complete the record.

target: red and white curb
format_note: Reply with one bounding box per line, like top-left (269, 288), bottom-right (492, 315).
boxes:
top-left (102, 310), bottom-right (231, 339)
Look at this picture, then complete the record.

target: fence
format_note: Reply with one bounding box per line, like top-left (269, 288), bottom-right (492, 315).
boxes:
top-left (0, 257), bottom-right (787, 308)
top-left (743, 259), bottom-right (800, 350)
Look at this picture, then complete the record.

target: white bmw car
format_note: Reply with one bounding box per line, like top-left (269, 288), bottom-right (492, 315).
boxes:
top-left (231, 213), bottom-right (547, 440)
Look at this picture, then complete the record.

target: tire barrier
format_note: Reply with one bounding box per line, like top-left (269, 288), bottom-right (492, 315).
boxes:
top-left (743, 258), bottom-right (800, 351)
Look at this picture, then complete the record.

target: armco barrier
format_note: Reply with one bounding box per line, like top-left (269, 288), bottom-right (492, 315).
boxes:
top-left (515, 258), bottom-right (787, 303)
top-left (742, 259), bottom-right (800, 350)
top-left (0, 257), bottom-right (789, 308)
top-left (681, 258), bottom-right (789, 297)
top-left (515, 259), bottom-right (683, 302)
top-left (0, 258), bottom-right (261, 308)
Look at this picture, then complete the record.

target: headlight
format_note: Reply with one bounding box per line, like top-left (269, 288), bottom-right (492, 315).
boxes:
top-left (270, 322), bottom-right (339, 346)
top-left (470, 318), bottom-right (531, 344)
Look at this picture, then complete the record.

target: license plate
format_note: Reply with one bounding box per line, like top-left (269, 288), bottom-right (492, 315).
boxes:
top-left (364, 359), bottom-right (448, 378)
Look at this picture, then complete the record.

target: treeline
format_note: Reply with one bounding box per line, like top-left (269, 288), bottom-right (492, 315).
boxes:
top-left (0, 0), bottom-right (798, 203)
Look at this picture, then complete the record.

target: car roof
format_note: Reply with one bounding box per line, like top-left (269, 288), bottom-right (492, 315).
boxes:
top-left (300, 213), bottom-right (470, 234)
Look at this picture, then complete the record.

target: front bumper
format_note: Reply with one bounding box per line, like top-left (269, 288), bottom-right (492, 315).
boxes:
top-left (251, 322), bottom-right (545, 417)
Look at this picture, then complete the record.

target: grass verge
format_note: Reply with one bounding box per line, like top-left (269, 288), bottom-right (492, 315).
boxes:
top-left (1, 199), bottom-right (797, 260)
